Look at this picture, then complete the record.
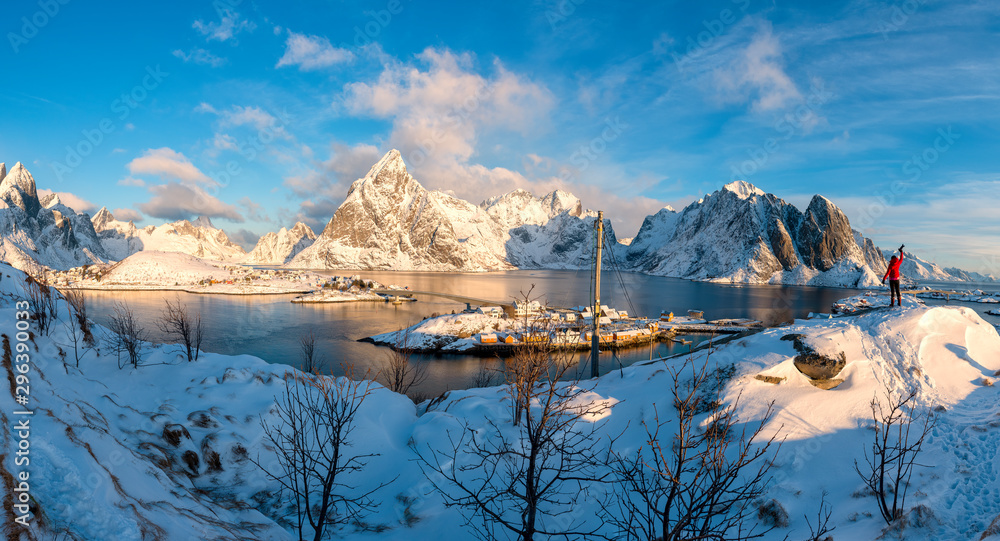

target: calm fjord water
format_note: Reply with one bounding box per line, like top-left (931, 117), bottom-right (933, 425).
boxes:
top-left (81, 270), bottom-right (887, 395)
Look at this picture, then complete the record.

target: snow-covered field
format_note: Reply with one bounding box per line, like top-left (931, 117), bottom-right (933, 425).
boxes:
top-left (4, 259), bottom-right (1000, 540)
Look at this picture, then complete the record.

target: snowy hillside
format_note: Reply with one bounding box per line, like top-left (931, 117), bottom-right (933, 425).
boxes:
top-left (625, 181), bottom-right (886, 287)
top-left (5, 257), bottom-right (1000, 540)
top-left (243, 222), bottom-right (316, 265)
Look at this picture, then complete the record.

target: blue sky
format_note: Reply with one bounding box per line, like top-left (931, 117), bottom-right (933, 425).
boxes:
top-left (2, 0), bottom-right (998, 272)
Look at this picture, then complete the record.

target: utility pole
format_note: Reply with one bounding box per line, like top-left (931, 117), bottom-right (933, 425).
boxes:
top-left (591, 211), bottom-right (603, 378)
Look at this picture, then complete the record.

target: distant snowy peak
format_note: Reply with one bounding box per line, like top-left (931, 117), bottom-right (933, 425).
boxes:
top-left (481, 188), bottom-right (584, 232)
top-left (0, 162), bottom-right (6, 182)
top-left (243, 222), bottom-right (317, 265)
top-left (723, 180), bottom-right (766, 200)
top-left (96, 212), bottom-right (245, 263)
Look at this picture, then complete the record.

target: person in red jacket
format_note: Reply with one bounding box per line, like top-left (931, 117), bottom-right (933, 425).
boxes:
top-left (882, 244), bottom-right (905, 307)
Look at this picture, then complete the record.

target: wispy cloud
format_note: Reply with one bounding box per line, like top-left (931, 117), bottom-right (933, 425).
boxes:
top-left (276, 32), bottom-right (354, 71)
top-left (193, 7), bottom-right (255, 42)
top-left (172, 48), bottom-right (227, 67)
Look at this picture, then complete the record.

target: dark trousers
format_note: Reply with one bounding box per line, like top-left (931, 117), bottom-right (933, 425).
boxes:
top-left (889, 279), bottom-right (901, 304)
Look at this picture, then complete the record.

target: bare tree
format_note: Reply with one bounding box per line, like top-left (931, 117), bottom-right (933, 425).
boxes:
top-left (299, 330), bottom-right (326, 373)
top-left (21, 262), bottom-right (58, 335)
top-left (107, 301), bottom-right (148, 369)
top-left (469, 359), bottom-right (502, 388)
top-left (608, 357), bottom-right (781, 541)
top-left (377, 328), bottom-right (427, 396)
top-left (253, 370), bottom-right (390, 541)
top-left (59, 288), bottom-right (96, 367)
top-left (417, 330), bottom-right (613, 541)
top-left (854, 383), bottom-right (935, 524)
top-left (157, 298), bottom-right (203, 363)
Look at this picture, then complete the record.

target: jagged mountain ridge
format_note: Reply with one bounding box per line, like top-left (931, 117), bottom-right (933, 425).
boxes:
top-left (288, 150), bottom-right (616, 271)
top-left (625, 181), bottom-right (886, 287)
top-left (0, 157), bottom-right (990, 287)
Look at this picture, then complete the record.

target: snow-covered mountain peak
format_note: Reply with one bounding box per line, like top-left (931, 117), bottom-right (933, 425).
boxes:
top-left (92, 207), bottom-right (114, 230)
top-left (0, 162), bottom-right (6, 182)
top-left (0, 161), bottom-right (41, 214)
top-left (289, 222), bottom-right (315, 237)
top-left (722, 180), bottom-right (765, 200)
top-left (541, 189), bottom-right (582, 217)
top-left (41, 192), bottom-right (62, 209)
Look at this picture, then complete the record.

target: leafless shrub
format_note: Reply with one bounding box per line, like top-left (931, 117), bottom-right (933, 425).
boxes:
top-left (22, 262), bottom-right (58, 335)
top-left (854, 383), bottom-right (935, 524)
top-left (803, 490), bottom-right (835, 541)
top-left (469, 359), bottom-right (502, 388)
top-left (59, 288), bottom-right (96, 367)
top-left (377, 328), bottom-right (427, 396)
top-left (299, 330), bottom-right (326, 374)
top-left (608, 357), bottom-right (782, 541)
top-left (253, 370), bottom-right (391, 541)
top-left (107, 301), bottom-right (148, 369)
top-left (157, 297), bottom-right (202, 362)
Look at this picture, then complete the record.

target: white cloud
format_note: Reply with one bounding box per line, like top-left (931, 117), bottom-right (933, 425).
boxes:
top-left (713, 22), bottom-right (803, 112)
top-left (138, 182), bottom-right (244, 222)
top-left (127, 148), bottom-right (214, 185)
top-left (276, 32), bottom-right (354, 71)
top-left (340, 48), bottom-right (553, 188)
top-left (193, 8), bottom-right (255, 42)
top-left (221, 105), bottom-right (278, 130)
top-left (194, 102), bottom-right (218, 114)
top-left (36, 189), bottom-right (96, 213)
top-left (111, 208), bottom-right (143, 222)
top-left (172, 48), bottom-right (227, 67)
top-left (212, 133), bottom-right (239, 152)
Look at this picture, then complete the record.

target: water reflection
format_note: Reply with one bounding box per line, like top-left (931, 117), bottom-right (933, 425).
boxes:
top-left (80, 270), bottom-right (866, 396)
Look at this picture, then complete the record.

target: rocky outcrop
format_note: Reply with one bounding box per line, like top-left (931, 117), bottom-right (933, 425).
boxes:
top-left (243, 222), bottom-right (316, 265)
